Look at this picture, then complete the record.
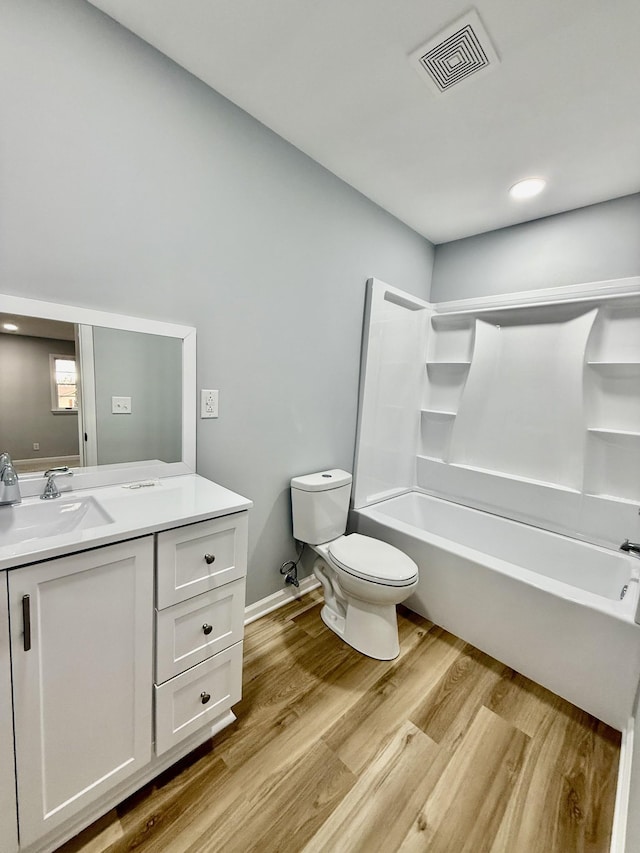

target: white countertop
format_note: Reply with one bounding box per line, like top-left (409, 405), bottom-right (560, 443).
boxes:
top-left (0, 474), bottom-right (252, 571)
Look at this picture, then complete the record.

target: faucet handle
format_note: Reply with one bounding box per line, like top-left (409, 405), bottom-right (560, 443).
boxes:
top-left (41, 468), bottom-right (73, 500)
top-left (0, 464), bottom-right (18, 485)
top-left (0, 455), bottom-right (21, 505)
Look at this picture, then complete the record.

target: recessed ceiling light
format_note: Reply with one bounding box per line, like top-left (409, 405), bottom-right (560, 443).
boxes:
top-left (509, 177), bottom-right (546, 200)
top-left (2, 323), bottom-right (19, 331)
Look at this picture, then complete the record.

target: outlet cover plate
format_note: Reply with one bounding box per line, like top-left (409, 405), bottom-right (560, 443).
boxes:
top-left (112, 396), bottom-right (132, 414)
top-left (201, 389), bottom-right (219, 418)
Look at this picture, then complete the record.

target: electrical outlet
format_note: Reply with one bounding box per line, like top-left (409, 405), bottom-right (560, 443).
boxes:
top-left (200, 389), bottom-right (219, 419)
top-left (33, 442), bottom-right (40, 451)
top-left (111, 396), bottom-right (132, 414)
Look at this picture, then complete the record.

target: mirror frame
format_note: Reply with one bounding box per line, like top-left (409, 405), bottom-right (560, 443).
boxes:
top-left (0, 293), bottom-right (196, 489)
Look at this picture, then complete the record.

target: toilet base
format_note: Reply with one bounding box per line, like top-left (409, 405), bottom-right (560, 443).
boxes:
top-left (321, 599), bottom-right (400, 661)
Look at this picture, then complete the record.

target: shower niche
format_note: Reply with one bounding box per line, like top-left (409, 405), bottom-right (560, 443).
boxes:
top-left (584, 303), bottom-right (640, 502)
top-left (354, 277), bottom-right (640, 549)
top-left (421, 317), bottom-right (474, 461)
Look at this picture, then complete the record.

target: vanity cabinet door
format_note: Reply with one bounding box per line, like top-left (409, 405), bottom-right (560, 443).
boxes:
top-left (9, 538), bottom-right (154, 849)
top-left (0, 572), bottom-right (18, 853)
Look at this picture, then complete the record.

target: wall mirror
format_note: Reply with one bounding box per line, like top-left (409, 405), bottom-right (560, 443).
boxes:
top-left (0, 294), bottom-right (195, 480)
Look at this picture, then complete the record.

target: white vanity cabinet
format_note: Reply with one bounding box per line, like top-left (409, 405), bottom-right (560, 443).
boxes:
top-left (0, 571), bottom-right (18, 853)
top-left (0, 474), bottom-right (251, 853)
top-left (9, 539), bottom-right (154, 849)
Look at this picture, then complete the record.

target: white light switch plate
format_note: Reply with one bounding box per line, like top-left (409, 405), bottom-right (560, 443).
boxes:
top-left (112, 396), bottom-right (132, 414)
top-left (201, 389), bottom-right (219, 418)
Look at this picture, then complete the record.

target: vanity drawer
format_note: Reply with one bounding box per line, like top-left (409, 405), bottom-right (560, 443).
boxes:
top-left (156, 512), bottom-right (248, 609)
top-left (155, 642), bottom-right (243, 756)
top-left (155, 579), bottom-right (245, 684)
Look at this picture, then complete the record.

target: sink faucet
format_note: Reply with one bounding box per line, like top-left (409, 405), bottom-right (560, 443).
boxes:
top-left (41, 467), bottom-right (74, 500)
top-left (0, 452), bottom-right (21, 506)
top-left (620, 540), bottom-right (640, 558)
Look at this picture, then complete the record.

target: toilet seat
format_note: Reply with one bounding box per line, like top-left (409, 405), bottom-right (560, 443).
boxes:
top-left (328, 534), bottom-right (418, 587)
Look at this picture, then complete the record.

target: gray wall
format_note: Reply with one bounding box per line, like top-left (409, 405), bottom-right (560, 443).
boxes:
top-left (93, 328), bottom-right (182, 465)
top-left (0, 335), bottom-right (78, 460)
top-left (0, 0), bottom-right (434, 603)
top-left (431, 193), bottom-right (640, 301)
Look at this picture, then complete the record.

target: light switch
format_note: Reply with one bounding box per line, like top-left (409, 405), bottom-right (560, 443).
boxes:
top-left (112, 396), bottom-right (132, 414)
top-left (201, 389), bottom-right (219, 418)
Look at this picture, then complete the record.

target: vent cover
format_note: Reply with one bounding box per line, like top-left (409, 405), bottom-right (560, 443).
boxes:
top-left (410, 9), bottom-right (500, 95)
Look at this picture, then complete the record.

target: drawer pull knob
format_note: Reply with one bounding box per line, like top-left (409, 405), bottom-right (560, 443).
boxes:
top-left (204, 554), bottom-right (216, 565)
top-left (202, 623), bottom-right (213, 635)
top-left (200, 691), bottom-right (211, 705)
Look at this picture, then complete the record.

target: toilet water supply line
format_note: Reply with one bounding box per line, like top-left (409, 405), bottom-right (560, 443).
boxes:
top-left (280, 541), bottom-right (305, 588)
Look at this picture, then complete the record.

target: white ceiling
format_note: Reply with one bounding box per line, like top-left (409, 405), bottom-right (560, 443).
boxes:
top-left (86, 0), bottom-right (640, 243)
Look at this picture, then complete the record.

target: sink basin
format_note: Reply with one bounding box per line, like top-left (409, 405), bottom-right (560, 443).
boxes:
top-left (0, 497), bottom-right (114, 546)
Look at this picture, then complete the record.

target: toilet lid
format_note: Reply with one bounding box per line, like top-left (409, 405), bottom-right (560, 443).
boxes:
top-left (328, 534), bottom-right (418, 586)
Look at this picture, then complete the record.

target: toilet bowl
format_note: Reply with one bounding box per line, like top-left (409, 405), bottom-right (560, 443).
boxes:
top-left (290, 470), bottom-right (419, 660)
top-left (311, 534), bottom-right (418, 659)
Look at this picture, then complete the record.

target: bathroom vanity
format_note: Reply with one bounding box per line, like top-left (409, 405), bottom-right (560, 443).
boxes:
top-left (0, 473), bottom-right (251, 853)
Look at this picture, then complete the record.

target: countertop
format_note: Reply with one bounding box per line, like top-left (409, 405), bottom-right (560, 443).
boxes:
top-left (0, 474), bottom-right (252, 571)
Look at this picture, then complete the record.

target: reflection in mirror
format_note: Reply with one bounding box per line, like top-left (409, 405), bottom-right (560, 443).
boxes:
top-left (1, 313), bottom-right (183, 474)
top-left (90, 327), bottom-right (182, 466)
top-left (0, 316), bottom-right (80, 474)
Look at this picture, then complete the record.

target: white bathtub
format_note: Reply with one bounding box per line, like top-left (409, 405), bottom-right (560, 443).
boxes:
top-left (353, 491), bottom-right (640, 730)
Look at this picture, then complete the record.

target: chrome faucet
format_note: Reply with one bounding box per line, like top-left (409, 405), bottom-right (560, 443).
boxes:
top-left (0, 452), bottom-right (21, 506)
top-left (620, 540), bottom-right (640, 558)
top-left (41, 467), bottom-right (74, 500)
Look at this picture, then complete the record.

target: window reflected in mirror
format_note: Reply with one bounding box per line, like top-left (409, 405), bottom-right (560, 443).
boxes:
top-left (50, 354), bottom-right (78, 412)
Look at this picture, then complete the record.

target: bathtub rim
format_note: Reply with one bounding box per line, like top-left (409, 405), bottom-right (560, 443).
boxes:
top-left (354, 489), bottom-right (640, 622)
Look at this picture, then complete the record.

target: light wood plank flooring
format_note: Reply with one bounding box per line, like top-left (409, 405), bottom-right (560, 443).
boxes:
top-left (58, 591), bottom-right (621, 853)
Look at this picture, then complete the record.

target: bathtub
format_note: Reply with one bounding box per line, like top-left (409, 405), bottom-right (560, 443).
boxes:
top-left (353, 490), bottom-right (640, 730)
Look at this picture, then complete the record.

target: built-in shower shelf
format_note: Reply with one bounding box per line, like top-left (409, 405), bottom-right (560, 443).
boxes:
top-left (587, 428), bottom-right (640, 440)
top-left (586, 361), bottom-right (640, 377)
top-left (421, 408), bottom-right (457, 418)
top-left (448, 461), bottom-right (582, 493)
top-left (426, 361), bottom-right (471, 368)
top-left (416, 455), bottom-right (581, 493)
top-left (584, 491), bottom-right (639, 505)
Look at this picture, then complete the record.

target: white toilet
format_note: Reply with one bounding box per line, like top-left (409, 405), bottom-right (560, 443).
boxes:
top-left (290, 469), bottom-right (418, 660)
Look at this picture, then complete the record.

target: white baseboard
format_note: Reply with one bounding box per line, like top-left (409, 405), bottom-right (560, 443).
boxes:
top-left (610, 716), bottom-right (634, 853)
top-left (244, 575), bottom-right (320, 625)
top-left (14, 454), bottom-right (79, 472)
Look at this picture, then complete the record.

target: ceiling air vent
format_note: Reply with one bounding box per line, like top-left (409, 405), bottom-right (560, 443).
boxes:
top-left (410, 9), bottom-right (500, 95)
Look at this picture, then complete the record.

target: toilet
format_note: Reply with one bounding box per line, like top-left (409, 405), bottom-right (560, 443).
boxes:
top-left (290, 469), bottom-right (418, 660)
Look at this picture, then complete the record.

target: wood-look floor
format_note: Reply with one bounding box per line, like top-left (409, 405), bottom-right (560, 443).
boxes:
top-left (58, 591), bottom-right (621, 853)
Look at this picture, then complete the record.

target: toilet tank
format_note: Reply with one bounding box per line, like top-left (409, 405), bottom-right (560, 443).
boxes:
top-left (290, 469), bottom-right (353, 545)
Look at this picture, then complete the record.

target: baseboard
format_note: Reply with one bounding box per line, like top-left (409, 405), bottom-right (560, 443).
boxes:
top-left (14, 455), bottom-right (80, 473)
top-left (610, 716), bottom-right (634, 853)
top-left (244, 575), bottom-right (320, 625)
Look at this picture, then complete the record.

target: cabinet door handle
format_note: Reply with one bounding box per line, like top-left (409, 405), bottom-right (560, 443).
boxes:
top-left (22, 595), bottom-right (31, 652)
top-left (202, 623), bottom-right (213, 635)
top-left (200, 691), bottom-right (211, 705)
top-left (204, 554), bottom-right (215, 565)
